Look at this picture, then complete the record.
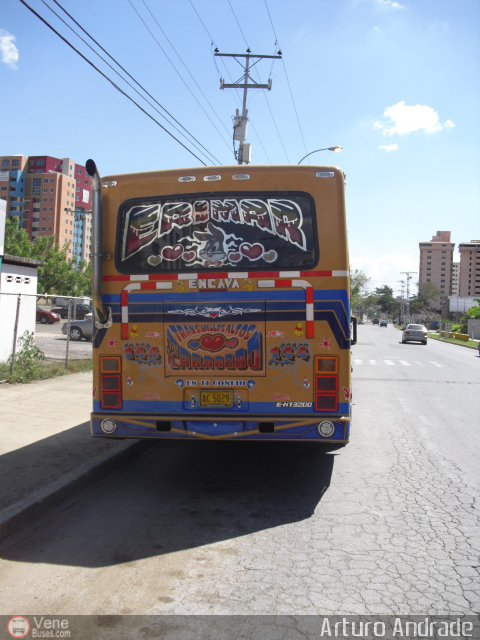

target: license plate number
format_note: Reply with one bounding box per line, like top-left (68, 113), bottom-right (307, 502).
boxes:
top-left (200, 391), bottom-right (233, 407)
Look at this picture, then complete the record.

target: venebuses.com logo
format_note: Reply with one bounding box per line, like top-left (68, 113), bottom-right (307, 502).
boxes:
top-left (6, 616), bottom-right (71, 638)
top-left (7, 617), bottom-right (30, 639)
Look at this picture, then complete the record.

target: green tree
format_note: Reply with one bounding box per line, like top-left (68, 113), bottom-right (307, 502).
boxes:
top-left (4, 217), bottom-right (91, 296)
top-left (374, 285), bottom-right (397, 316)
top-left (350, 269), bottom-right (370, 314)
top-left (409, 283), bottom-right (441, 315)
top-left (466, 299), bottom-right (480, 319)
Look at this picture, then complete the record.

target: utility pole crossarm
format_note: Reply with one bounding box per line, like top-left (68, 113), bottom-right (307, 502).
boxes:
top-left (215, 52), bottom-right (282, 60)
top-left (221, 82), bottom-right (271, 89)
top-left (215, 48), bottom-right (282, 165)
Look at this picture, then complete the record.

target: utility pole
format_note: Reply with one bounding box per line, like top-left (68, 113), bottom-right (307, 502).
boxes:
top-left (215, 49), bottom-right (282, 164)
top-left (401, 271), bottom-right (417, 323)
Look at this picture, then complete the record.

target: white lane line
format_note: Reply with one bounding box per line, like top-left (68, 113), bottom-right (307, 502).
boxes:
top-left (430, 361), bottom-right (443, 368)
top-left (354, 359), bottom-right (363, 365)
top-left (399, 360), bottom-right (411, 366)
top-left (369, 359), bottom-right (378, 365)
top-left (384, 359), bottom-right (395, 366)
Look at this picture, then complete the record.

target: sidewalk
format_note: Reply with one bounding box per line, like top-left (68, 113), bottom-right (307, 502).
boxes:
top-left (0, 372), bottom-right (137, 541)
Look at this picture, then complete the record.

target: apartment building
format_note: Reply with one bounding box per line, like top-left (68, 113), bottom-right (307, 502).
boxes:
top-left (458, 240), bottom-right (480, 297)
top-left (451, 262), bottom-right (460, 296)
top-left (0, 154), bottom-right (92, 265)
top-left (418, 231), bottom-right (455, 309)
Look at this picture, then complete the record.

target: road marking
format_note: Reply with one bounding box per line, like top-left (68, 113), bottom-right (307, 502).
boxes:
top-left (369, 359), bottom-right (377, 365)
top-left (399, 360), bottom-right (411, 366)
top-left (430, 361), bottom-right (443, 368)
top-left (354, 359), bottom-right (363, 365)
top-left (384, 359), bottom-right (395, 366)
top-left (414, 361), bottom-right (424, 366)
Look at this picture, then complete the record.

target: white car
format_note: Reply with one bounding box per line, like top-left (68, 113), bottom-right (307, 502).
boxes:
top-left (402, 323), bottom-right (428, 345)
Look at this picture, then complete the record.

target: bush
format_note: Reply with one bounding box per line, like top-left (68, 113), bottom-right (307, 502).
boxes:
top-left (2, 331), bottom-right (45, 383)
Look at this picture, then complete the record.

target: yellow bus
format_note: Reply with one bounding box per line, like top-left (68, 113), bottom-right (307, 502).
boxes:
top-left (86, 161), bottom-right (356, 445)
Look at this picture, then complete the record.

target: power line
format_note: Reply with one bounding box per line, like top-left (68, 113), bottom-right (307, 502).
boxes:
top-left (129, 0), bottom-right (232, 153)
top-left (227, 0), bottom-right (250, 49)
top-left (142, 0), bottom-right (232, 140)
top-left (42, 0), bottom-right (220, 165)
top-left (264, 0), bottom-right (308, 159)
top-left (226, 0), bottom-right (289, 163)
top-left (21, 0), bottom-right (213, 165)
top-left (189, 0), bottom-right (272, 164)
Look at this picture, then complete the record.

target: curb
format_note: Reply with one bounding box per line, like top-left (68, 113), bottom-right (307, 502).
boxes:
top-left (0, 440), bottom-right (152, 544)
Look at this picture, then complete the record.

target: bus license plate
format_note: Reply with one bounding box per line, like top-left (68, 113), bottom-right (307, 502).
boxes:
top-left (200, 391), bottom-right (233, 407)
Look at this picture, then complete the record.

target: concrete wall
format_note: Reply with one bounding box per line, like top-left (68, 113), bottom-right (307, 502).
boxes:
top-left (467, 319), bottom-right (480, 340)
top-left (0, 263), bottom-right (37, 363)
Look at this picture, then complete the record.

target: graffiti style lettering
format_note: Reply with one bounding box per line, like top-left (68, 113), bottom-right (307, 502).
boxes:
top-left (159, 202), bottom-right (192, 236)
top-left (269, 343), bottom-right (311, 367)
top-left (123, 204), bottom-right (160, 259)
top-left (166, 325), bottom-right (263, 374)
top-left (124, 343), bottom-right (162, 366)
top-left (121, 196), bottom-right (309, 263)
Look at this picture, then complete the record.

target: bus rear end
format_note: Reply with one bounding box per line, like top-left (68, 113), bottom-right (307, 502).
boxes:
top-left (90, 164), bottom-right (355, 445)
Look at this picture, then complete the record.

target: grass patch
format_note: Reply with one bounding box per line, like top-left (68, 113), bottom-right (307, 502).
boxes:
top-left (427, 333), bottom-right (478, 349)
top-left (0, 331), bottom-right (92, 384)
top-left (0, 358), bottom-right (92, 384)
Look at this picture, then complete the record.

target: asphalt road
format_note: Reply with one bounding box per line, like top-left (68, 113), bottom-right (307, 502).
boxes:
top-left (1, 324), bottom-right (479, 616)
top-left (34, 320), bottom-right (92, 360)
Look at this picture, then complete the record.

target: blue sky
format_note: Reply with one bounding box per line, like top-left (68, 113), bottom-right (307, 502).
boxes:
top-left (1, 0), bottom-right (479, 294)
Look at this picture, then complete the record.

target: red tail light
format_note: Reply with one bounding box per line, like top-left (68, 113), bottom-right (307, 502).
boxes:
top-left (100, 356), bottom-right (122, 409)
top-left (314, 356), bottom-right (338, 412)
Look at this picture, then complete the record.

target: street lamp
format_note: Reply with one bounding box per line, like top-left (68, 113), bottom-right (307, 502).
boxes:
top-left (297, 146), bottom-right (343, 165)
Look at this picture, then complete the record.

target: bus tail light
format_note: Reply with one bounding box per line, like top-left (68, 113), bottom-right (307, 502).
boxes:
top-left (314, 356), bottom-right (338, 412)
top-left (100, 356), bottom-right (122, 410)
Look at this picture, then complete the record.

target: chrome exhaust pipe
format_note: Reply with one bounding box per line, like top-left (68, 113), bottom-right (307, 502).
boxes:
top-left (86, 159), bottom-right (110, 326)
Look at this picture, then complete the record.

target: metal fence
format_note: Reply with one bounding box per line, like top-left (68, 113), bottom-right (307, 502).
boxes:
top-left (0, 292), bottom-right (93, 374)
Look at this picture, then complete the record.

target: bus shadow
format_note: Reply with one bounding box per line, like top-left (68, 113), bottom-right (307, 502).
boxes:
top-left (0, 439), bottom-right (335, 568)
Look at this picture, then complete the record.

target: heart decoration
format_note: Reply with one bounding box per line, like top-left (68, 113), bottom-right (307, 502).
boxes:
top-left (147, 254), bottom-right (162, 266)
top-left (182, 250), bottom-right (197, 263)
top-left (228, 252), bottom-right (242, 263)
top-left (240, 242), bottom-right (263, 260)
top-left (197, 334), bottom-right (239, 353)
top-left (263, 249), bottom-right (278, 263)
top-left (162, 244), bottom-right (184, 261)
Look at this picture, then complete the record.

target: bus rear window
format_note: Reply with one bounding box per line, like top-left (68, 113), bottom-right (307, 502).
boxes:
top-left (116, 192), bottom-right (317, 273)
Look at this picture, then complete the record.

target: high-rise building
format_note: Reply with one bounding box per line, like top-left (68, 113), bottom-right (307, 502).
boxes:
top-left (458, 240), bottom-right (480, 297)
top-left (451, 261), bottom-right (460, 296)
top-left (0, 154), bottom-right (92, 265)
top-left (418, 231), bottom-right (455, 309)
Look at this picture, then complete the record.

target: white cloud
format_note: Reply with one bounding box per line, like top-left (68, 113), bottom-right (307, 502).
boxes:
top-left (375, 0), bottom-right (405, 9)
top-left (351, 252), bottom-right (418, 294)
top-left (378, 143), bottom-right (399, 152)
top-left (374, 101), bottom-right (455, 137)
top-left (0, 30), bottom-right (19, 70)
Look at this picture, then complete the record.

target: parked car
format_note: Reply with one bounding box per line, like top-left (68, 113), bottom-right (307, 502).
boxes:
top-left (402, 323), bottom-right (428, 345)
top-left (379, 319), bottom-right (388, 327)
top-left (372, 318), bottom-right (379, 325)
top-left (62, 313), bottom-right (94, 341)
top-left (51, 304), bottom-right (91, 319)
top-left (36, 307), bottom-right (61, 324)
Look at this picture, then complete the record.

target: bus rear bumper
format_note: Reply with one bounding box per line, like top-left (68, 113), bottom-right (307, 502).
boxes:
top-left (90, 413), bottom-right (350, 443)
